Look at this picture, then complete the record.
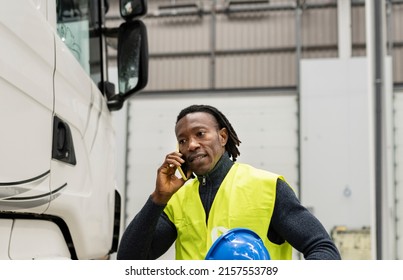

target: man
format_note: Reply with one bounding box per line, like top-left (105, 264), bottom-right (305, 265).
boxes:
top-left (117, 104), bottom-right (341, 260)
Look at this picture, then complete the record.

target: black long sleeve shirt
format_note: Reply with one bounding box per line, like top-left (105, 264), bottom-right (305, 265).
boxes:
top-left (117, 154), bottom-right (341, 260)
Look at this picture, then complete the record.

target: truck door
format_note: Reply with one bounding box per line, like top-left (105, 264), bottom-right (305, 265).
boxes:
top-left (47, 0), bottom-right (116, 258)
top-left (0, 2), bottom-right (54, 213)
top-left (48, 0), bottom-right (94, 214)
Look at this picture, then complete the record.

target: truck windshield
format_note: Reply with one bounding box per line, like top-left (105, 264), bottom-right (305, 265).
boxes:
top-left (56, 0), bottom-right (102, 85)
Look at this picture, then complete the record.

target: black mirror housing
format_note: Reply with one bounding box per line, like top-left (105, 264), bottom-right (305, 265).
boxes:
top-left (120, 0), bottom-right (147, 20)
top-left (117, 19), bottom-right (148, 99)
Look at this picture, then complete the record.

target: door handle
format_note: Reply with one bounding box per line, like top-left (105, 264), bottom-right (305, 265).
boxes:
top-left (52, 116), bottom-right (77, 165)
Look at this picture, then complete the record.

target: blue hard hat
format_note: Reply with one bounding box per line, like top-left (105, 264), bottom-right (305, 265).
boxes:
top-left (205, 228), bottom-right (271, 260)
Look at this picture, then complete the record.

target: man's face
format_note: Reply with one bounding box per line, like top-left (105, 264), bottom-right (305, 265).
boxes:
top-left (175, 112), bottom-right (228, 176)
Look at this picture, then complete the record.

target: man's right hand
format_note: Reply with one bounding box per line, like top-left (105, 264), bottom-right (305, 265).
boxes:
top-left (151, 151), bottom-right (188, 205)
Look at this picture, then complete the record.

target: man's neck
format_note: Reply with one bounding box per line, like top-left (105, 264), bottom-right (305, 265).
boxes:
top-left (197, 153), bottom-right (234, 187)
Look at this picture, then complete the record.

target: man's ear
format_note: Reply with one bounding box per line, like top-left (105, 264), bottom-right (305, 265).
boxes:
top-left (219, 127), bottom-right (228, 146)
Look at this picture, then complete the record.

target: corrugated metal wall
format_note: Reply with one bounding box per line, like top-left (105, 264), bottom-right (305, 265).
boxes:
top-left (107, 1), bottom-right (403, 90)
top-left (391, 4), bottom-right (403, 83)
top-left (114, 0), bottom-right (400, 91)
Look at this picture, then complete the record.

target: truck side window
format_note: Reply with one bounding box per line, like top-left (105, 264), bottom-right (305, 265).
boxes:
top-left (56, 0), bottom-right (102, 85)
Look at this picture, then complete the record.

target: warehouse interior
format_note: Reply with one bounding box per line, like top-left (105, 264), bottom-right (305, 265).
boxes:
top-left (105, 0), bottom-right (403, 260)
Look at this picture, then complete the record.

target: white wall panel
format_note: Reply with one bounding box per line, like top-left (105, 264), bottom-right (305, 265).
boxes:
top-left (300, 58), bottom-right (371, 236)
top-left (395, 91), bottom-right (403, 259)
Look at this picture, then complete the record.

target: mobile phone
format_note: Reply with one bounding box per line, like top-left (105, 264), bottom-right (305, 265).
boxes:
top-left (176, 144), bottom-right (189, 180)
top-left (178, 159), bottom-right (189, 180)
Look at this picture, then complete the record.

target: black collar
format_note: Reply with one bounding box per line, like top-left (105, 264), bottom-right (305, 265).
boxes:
top-left (196, 153), bottom-right (234, 188)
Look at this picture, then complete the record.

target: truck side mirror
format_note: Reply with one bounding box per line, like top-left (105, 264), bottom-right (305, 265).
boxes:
top-left (117, 19), bottom-right (148, 99)
top-left (120, 0), bottom-right (147, 20)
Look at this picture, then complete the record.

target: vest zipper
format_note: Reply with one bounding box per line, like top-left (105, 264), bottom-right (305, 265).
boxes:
top-left (201, 176), bottom-right (206, 186)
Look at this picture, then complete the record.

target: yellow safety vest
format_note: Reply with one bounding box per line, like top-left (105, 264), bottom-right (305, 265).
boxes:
top-left (164, 162), bottom-right (293, 260)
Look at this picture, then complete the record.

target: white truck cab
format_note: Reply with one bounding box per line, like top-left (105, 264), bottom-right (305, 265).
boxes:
top-left (0, 0), bottom-right (148, 259)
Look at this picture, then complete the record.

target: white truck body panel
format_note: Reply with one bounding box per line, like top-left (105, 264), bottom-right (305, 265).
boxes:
top-left (9, 220), bottom-right (71, 260)
top-left (1, 0), bottom-right (120, 259)
top-left (0, 1), bottom-right (54, 213)
top-left (0, 220), bottom-right (13, 259)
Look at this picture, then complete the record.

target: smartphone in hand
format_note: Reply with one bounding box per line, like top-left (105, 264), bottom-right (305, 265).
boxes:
top-left (176, 144), bottom-right (188, 180)
top-left (178, 158), bottom-right (188, 181)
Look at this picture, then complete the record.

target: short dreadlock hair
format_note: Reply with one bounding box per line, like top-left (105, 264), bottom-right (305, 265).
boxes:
top-left (176, 104), bottom-right (241, 161)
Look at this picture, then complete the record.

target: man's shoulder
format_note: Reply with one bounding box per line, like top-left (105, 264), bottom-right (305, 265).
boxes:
top-left (234, 162), bottom-right (282, 180)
